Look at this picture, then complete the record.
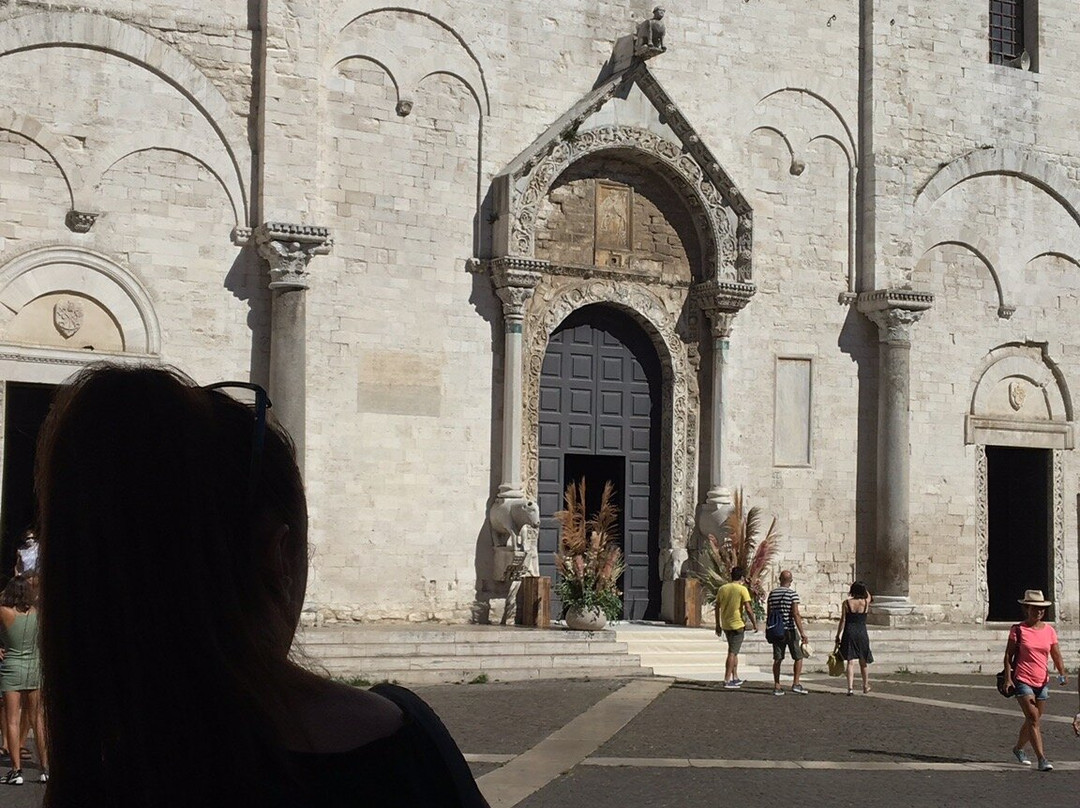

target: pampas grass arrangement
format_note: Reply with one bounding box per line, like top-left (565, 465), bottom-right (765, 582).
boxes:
top-left (697, 489), bottom-right (781, 619)
top-left (553, 479), bottom-right (625, 620)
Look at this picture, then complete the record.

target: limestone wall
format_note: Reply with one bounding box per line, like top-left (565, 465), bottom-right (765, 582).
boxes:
top-left (2, 1), bottom-right (1079, 623)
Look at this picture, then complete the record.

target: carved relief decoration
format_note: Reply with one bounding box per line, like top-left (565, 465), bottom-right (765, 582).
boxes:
top-left (975, 444), bottom-right (988, 614)
top-left (53, 298), bottom-right (85, 338)
top-left (522, 278), bottom-right (698, 550)
top-left (1008, 379), bottom-right (1027, 412)
top-left (509, 122), bottom-right (751, 284)
top-left (1053, 449), bottom-right (1066, 617)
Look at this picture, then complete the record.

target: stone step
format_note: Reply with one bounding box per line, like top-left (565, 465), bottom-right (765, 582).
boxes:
top-left (298, 624), bottom-right (651, 684)
top-left (317, 651), bottom-right (646, 671)
top-left (302, 639), bottom-right (628, 658)
top-left (313, 666), bottom-right (651, 685)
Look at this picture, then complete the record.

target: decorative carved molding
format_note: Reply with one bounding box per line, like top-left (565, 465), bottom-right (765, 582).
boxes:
top-left (522, 278), bottom-right (698, 552)
top-left (691, 280), bottom-right (756, 338)
top-left (857, 289), bottom-right (934, 344)
top-left (511, 124), bottom-right (746, 283)
top-left (250, 222), bottom-right (333, 290)
top-left (975, 444), bottom-right (988, 616)
top-left (490, 258), bottom-right (545, 326)
top-left (65, 210), bottom-right (98, 233)
top-left (1053, 449), bottom-right (1066, 617)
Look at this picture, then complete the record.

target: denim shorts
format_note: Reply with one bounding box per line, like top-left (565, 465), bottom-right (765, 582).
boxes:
top-left (1014, 680), bottom-right (1049, 701)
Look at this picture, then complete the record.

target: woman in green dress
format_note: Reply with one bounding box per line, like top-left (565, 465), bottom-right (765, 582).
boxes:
top-left (0, 575), bottom-right (47, 785)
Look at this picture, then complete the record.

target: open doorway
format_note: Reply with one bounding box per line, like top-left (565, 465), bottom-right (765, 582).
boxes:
top-left (0, 382), bottom-right (55, 579)
top-left (986, 446), bottom-right (1052, 622)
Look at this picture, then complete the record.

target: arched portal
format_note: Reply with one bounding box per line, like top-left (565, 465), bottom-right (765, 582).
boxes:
top-left (537, 304), bottom-right (663, 619)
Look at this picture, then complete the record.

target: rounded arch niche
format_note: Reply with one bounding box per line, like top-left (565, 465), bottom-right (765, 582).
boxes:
top-left (498, 124), bottom-right (752, 284)
top-left (523, 280), bottom-right (698, 565)
top-left (534, 150), bottom-right (703, 283)
top-left (0, 247), bottom-right (161, 374)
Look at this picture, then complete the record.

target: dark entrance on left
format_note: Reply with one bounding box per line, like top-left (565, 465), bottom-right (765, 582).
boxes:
top-left (0, 383), bottom-right (56, 579)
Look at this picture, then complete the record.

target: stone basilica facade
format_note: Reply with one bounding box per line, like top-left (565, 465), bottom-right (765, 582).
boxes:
top-left (0, 1), bottom-right (1077, 626)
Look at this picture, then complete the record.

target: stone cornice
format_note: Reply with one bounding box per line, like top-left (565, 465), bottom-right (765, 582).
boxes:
top-left (691, 280), bottom-right (756, 339)
top-left (855, 288), bottom-right (934, 314)
top-left (237, 222), bottom-right (334, 290)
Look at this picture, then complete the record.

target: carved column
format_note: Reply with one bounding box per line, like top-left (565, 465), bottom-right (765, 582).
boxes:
top-left (487, 259), bottom-right (544, 583)
top-left (691, 280), bottom-right (755, 537)
top-left (858, 290), bottom-right (932, 616)
top-left (252, 223), bottom-right (333, 473)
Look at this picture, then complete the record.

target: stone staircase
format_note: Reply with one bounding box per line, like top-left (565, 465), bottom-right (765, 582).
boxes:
top-left (296, 622), bottom-right (1080, 685)
top-left (615, 623), bottom-right (1080, 680)
top-left (296, 623), bottom-right (652, 684)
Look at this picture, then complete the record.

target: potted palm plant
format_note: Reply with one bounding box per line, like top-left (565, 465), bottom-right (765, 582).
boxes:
top-left (697, 488), bottom-right (781, 620)
top-left (553, 479), bottom-right (624, 630)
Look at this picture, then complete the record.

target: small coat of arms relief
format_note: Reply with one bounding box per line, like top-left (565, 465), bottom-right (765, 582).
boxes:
top-left (53, 298), bottom-right (85, 339)
top-left (1008, 379), bottom-right (1027, 412)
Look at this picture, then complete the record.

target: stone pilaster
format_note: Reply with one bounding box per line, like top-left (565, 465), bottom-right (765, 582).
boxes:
top-left (490, 258), bottom-right (544, 498)
top-left (857, 289), bottom-right (932, 617)
top-left (249, 222), bottom-right (333, 474)
top-left (487, 258), bottom-right (544, 584)
top-left (691, 280), bottom-right (755, 536)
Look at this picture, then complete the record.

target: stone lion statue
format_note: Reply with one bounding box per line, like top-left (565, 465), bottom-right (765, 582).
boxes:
top-left (489, 497), bottom-right (541, 551)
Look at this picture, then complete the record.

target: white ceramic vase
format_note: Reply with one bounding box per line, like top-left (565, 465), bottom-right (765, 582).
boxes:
top-left (565, 606), bottom-right (608, 631)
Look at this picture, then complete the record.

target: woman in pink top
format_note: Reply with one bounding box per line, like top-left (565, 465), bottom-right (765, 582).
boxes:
top-left (1002, 589), bottom-right (1067, 772)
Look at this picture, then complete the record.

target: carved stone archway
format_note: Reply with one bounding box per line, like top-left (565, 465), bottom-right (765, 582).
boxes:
top-left (479, 59), bottom-right (755, 621)
top-left (523, 278), bottom-right (698, 570)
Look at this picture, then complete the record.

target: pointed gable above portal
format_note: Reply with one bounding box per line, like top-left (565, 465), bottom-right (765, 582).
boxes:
top-left (491, 60), bottom-right (753, 286)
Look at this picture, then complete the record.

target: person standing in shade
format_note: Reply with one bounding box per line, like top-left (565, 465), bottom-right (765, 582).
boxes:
top-left (715, 566), bottom-right (757, 689)
top-left (835, 581), bottom-right (874, 696)
top-left (766, 570), bottom-right (809, 696)
top-left (1003, 590), bottom-right (1067, 772)
top-left (0, 576), bottom-right (47, 785)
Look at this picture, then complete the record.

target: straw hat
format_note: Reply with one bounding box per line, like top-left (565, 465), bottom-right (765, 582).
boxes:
top-left (1018, 589), bottom-right (1052, 607)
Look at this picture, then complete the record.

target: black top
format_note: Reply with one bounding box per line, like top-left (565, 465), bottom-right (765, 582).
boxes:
top-left (275, 684), bottom-right (490, 808)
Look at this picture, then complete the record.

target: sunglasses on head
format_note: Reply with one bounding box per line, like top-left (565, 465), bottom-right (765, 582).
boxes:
top-left (202, 382), bottom-right (272, 505)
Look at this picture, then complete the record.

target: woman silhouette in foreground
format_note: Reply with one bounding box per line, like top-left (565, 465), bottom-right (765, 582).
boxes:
top-left (37, 364), bottom-right (488, 808)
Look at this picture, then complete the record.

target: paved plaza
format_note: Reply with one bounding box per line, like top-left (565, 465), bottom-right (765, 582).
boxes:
top-left (4, 673), bottom-right (1078, 807)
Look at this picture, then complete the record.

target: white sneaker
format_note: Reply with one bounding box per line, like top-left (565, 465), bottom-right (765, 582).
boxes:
top-left (1, 768), bottom-right (23, 785)
top-left (39, 771), bottom-right (48, 783)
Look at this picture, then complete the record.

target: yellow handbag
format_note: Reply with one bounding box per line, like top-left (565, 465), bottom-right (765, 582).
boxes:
top-left (827, 644), bottom-right (845, 677)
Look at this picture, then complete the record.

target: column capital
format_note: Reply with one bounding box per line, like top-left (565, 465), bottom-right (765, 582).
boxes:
top-left (489, 257), bottom-right (545, 325)
top-left (691, 280), bottom-right (756, 338)
top-left (857, 289), bottom-right (933, 344)
top-left (242, 222), bottom-right (333, 290)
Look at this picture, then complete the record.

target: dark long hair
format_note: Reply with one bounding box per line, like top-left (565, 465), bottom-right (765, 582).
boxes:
top-left (36, 364), bottom-right (307, 808)
top-left (0, 575), bottom-right (35, 612)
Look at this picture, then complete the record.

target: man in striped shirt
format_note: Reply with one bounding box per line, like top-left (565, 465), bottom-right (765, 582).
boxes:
top-left (766, 570), bottom-right (809, 696)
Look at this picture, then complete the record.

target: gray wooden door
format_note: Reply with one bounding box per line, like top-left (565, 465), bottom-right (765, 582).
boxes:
top-left (537, 305), bottom-right (661, 620)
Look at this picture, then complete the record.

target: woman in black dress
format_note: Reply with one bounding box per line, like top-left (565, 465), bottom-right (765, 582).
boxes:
top-left (835, 582), bottom-right (873, 695)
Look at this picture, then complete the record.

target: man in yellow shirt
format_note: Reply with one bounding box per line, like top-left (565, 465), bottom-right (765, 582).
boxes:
top-left (715, 566), bottom-right (758, 688)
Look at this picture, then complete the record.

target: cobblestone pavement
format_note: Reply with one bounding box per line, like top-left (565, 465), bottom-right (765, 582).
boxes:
top-left (3, 674), bottom-right (1077, 807)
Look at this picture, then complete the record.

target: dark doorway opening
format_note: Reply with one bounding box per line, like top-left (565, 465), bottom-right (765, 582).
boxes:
top-left (986, 446), bottom-right (1052, 622)
top-left (537, 305), bottom-right (662, 621)
top-left (563, 454), bottom-right (625, 541)
top-left (0, 382), bottom-right (55, 581)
